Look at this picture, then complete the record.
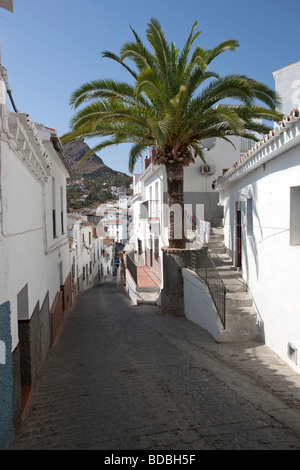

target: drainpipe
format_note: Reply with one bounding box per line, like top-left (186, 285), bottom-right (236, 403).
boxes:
top-left (0, 64), bottom-right (18, 112)
top-left (0, 41), bottom-right (18, 112)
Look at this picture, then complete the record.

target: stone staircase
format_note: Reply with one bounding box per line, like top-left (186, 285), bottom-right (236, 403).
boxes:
top-left (208, 227), bottom-right (262, 344)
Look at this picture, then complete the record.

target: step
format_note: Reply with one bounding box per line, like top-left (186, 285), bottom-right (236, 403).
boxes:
top-left (222, 277), bottom-right (247, 293)
top-left (219, 326), bottom-right (262, 344)
top-left (137, 291), bottom-right (160, 305)
top-left (220, 306), bottom-right (262, 342)
top-left (210, 227), bottom-right (224, 236)
top-left (226, 305), bottom-right (257, 316)
top-left (208, 242), bottom-right (225, 250)
top-left (208, 246), bottom-right (226, 254)
top-left (210, 256), bottom-right (234, 268)
top-left (209, 236), bottom-right (224, 244)
top-left (226, 292), bottom-right (253, 308)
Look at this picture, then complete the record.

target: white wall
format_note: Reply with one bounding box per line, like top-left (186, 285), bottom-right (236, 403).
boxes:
top-left (184, 137), bottom-right (242, 193)
top-left (0, 113), bottom-right (70, 351)
top-left (220, 124), bottom-right (300, 372)
top-left (183, 268), bottom-right (220, 341)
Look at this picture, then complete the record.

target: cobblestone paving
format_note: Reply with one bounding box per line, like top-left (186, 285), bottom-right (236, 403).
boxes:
top-left (10, 281), bottom-right (300, 450)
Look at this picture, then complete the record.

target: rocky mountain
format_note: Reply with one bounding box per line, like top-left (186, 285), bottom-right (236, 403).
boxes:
top-left (63, 139), bottom-right (126, 178)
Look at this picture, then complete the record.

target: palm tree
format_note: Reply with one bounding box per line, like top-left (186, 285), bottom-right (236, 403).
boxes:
top-left (61, 18), bottom-right (282, 249)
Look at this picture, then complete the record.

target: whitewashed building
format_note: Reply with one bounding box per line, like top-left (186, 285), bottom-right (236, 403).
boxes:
top-left (104, 218), bottom-right (128, 244)
top-left (273, 61), bottom-right (300, 116)
top-left (130, 137), bottom-right (251, 284)
top-left (67, 214), bottom-right (115, 292)
top-left (216, 108), bottom-right (300, 373)
top-left (0, 73), bottom-right (71, 448)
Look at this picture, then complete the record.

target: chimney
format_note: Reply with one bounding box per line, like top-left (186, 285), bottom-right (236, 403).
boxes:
top-left (150, 146), bottom-right (156, 163)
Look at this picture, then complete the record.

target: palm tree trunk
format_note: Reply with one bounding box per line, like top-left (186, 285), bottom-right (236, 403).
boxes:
top-left (165, 162), bottom-right (186, 249)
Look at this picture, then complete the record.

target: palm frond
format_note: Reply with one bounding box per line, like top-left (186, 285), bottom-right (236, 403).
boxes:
top-left (205, 39), bottom-right (240, 64)
top-left (146, 18), bottom-right (172, 92)
top-left (69, 79), bottom-right (138, 109)
top-left (178, 21), bottom-right (202, 75)
top-left (102, 51), bottom-right (138, 79)
top-left (134, 68), bottom-right (166, 110)
top-left (128, 142), bottom-right (149, 173)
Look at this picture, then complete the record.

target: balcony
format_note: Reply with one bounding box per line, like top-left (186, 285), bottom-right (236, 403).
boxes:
top-left (140, 200), bottom-right (160, 221)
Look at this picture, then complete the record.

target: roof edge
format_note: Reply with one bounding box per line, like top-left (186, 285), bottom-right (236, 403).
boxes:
top-left (216, 109), bottom-right (300, 188)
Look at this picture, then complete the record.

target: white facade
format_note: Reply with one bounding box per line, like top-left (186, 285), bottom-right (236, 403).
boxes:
top-left (131, 163), bottom-right (166, 281)
top-left (0, 111), bottom-right (70, 351)
top-left (93, 198), bottom-right (131, 245)
top-left (0, 71), bottom-right (71, 447)
top-left (101, 237), bottom-right (115, 280)
top-left (67, 214), bottom-right (115, 291)
top-left (216, 109), bottom-right (300, 372)
top-left (104, 218), bottom-right (127, 244)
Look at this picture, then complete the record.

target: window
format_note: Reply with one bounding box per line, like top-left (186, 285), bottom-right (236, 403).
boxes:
top-left (52, 210), bottom-right (57, 238)
top-left (52, 178), bottom-right (57, 238)
top-left (247, 198), bottom-right (253, 237)
top-left (290, 186), bottom-right (300, 245)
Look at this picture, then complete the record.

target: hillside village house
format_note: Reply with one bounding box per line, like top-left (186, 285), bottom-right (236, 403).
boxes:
top-left (67, 214), bottom-right (115, 292)
top-left (94, 197), bottom-right (132, 245)
top-left (212, 61), bottom-right (300, 373)
top-left (0, 72), bottom-right (71, 448)
top-left (68, 215), bottom-right (97, 292)
top-left (216, 108), bottom-right (300, 373)
top-left (105, 218), bottom-right (128, 244)
top-left (68, 197), bottom-right (132, 289)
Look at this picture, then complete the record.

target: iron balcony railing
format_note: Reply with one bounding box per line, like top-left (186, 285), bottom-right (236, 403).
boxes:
top-left (187, 247), bottom-right (226, 329)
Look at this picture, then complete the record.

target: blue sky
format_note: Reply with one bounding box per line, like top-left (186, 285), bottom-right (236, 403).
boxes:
top-left (1, 0), bottom-right (299, 175)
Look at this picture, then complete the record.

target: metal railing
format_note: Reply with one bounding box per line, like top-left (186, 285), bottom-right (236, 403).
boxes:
top-left (187, 247), bottom-right (226, 329)
top-left (126, 251), bottom-right (137, 285)
top-left (140, 200), bottom-right (160, 220)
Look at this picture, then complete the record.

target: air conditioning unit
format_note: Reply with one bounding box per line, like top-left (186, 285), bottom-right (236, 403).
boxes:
top-left (200, 164), bottom-right (216, 176)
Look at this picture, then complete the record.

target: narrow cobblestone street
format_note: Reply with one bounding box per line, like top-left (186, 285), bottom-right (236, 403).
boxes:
top-left (10, 280), bottom-right (300, 450)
